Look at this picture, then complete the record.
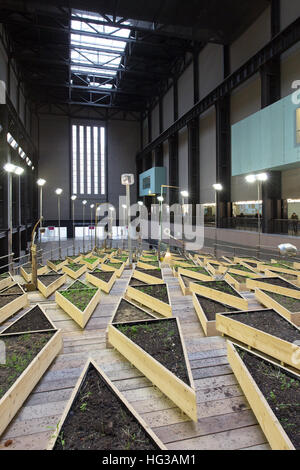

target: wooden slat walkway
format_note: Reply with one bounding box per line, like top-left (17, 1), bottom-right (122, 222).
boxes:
top-left (0, 268), bottom-right (271, 450)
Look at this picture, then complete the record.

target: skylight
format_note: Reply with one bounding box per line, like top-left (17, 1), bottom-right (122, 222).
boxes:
top-left (70, 11), bottom-right (131, 90)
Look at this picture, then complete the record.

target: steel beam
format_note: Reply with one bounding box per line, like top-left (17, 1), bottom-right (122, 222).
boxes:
top-left (215, 96), bottom-right (231, 227)
top-left (187, 119), bottom-right (199, 206)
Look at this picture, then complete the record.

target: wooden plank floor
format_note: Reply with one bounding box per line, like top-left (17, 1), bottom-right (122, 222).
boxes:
top-left (0, 267), bottom-right (271, 450)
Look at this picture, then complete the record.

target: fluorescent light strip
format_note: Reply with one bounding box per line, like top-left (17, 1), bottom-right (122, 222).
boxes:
top-left (86, 126), bottom-right (91, 194)
top-left (100, 127), bottom-right (105, 195)
top-left (93, 126), bottom-right (98, 195)
top-left (72, 125), bottom-right (77, 194)
top-left (79, 125), bottom-right (84, 194)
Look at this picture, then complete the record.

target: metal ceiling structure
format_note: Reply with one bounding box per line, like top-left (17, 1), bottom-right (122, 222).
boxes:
top-left (0, 0), bottom-right (270, 113)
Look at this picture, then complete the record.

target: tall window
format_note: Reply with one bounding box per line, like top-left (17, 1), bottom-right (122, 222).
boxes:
top-left (72, 124), bottom-right (106, 196)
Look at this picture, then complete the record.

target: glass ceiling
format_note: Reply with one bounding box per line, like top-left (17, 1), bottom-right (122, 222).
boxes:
top-left (70, 11), bottom-right (131, 89)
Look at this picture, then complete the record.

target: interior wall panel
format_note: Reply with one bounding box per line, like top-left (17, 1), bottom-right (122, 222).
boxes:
top-left (281, 43), bottom-right (300, 98)
top-left (230, 7), bottom-right (271, 72)
top-left (199, 44), bottom-right (223, 100)
top-left (162, 87), bottom-right (173, 131)
top-left (178, 127), bottom-right (188, 189)
top-left (280, 0), bottom-right (300, 30)
top-left (151, 104), bottom-right (160, 140)
top-left (230, 75), bottom-right (261, 125)
top-left (178, 63), bottom-right (194, 118)
top-left (199, 108), bottom-right (216, 204)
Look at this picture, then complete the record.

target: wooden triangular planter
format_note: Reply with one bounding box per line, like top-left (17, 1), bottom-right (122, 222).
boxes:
top-left (106, 297), bottom-right (158, 347)
top-left (255, 288), bottom-right (300, 326)
top-left (174, 265), bottom-right (212, 281)
top-left (62, 262), bottom-right (87, 279)
top-left (47, 359), bottom-right (166, 450)
top-left (132, 267), bottom-right (164, 285)
top-left (37, 272), bottom-right (67, 298)
top-left (81, 257), bottom-right (99, 270)
top-left (67, 254), bottom-right (82, 263)
top-left (0, 304), bottom-right (62, 436)
top-left (46, 259), bottom-right (68, 272)
top-left (219, 262), bottom-right (260, 278)
top-left (108, 317), bottom-right (197, 421)
top-left (125, 283), bottom-right (172, 317)
top-left (136, 260), bottom-right (160, 270)
top-left (55, 284), bottom-right (101, 328)
top-left (190, 279), bottom-right (248, 310)
top-left (20, 263), bottom-right (48, 282)
top-left (0, 283), bottom-right (28, 324)
top-left (101, 261), bottom-right (125, 278)
top-left (227, 341), bottom-right (299, 450)
top-left (86, 268), bottom-right (117, 293)
top-left (216, 308), bottom-right (300, 370)
top-left (192, 292), bottom-right (240, 336)
top-left (0, 272), bottom-right (14, 292)
top-left (246, 275), bottom-right (300, 299)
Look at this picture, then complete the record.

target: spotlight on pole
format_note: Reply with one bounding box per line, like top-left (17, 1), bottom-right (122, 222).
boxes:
top-left (37, 178), bottom-right (46, 186)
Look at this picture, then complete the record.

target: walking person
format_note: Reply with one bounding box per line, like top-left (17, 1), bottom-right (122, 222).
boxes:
top-left (291, 212), bottom-right (299, 235)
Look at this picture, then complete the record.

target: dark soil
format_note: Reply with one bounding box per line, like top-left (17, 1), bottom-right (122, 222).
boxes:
top-left (134, 284), bottom-right (169, 304)
top-left (38, 273), bottom-right (62, 286)
top-left (113, 299), bottom-right (155, 323)
top-left (90, 270), bottom-right (114, 282)
top-left (68, 263), bottom-right (83, 272)
top-left (227, 309), bottom-right (300, 343)
top-left (116, 318), bottom-right (190, 385)
top-left (0, 294), bottom-right (21, 308)
top-left (135, 268), bottom-right (162, 279)
top-left (264, 292), bottom-right (300, 312)
top-left (195, 294), bottom-right (238, 321)
top-left (243, 261), bottom-right (259, 268)
top-left (268, 272), bottom-right (298, 283)
top-left (0, 284), bottom-right (23, 295)
top-left (129, 278), bottom-right (147, 286)
top-left (0, 331), bottom-right (54, 400)
top-left (193, 280), bottom-right (241, 298)
top-left (230, 273), bottom-right (251, 283)
top-left (60, 288), bottom-right (98, 311)
top-left (53, 364), bottom-right (159, 450)
top-left (68, 255), bottom-right (80, 260)
top-left (255, 277), bottom-right (300, 291)
top-left (236, 345), bottom-right (300, 449)
top-left (22, 264), bottom-right (44, 273)
top-left (3, 305), bottom-right (54, 333)
top-left (230, 264), bottom-right (253, 273)
top-left (49, 259), bottom-right (65, 265)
